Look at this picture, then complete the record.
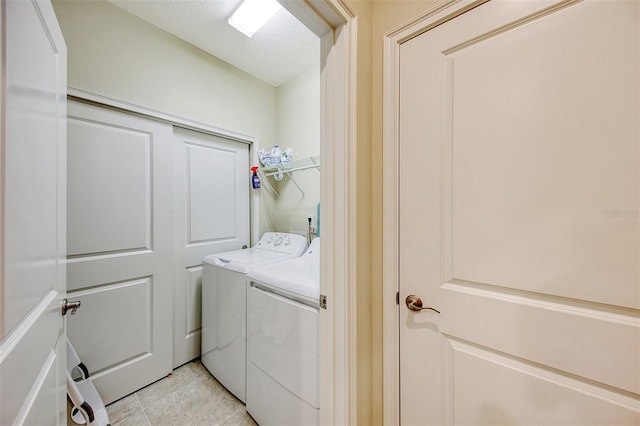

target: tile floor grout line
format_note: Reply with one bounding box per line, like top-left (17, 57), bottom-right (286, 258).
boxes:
top-left (135, 392), bottom-right (152, 426)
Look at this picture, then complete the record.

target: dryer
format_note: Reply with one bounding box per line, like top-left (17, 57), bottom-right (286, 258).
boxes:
top-left (201, 232), bottom-right (306, 403)
top-left (246, 237), bottom-right (320, 425)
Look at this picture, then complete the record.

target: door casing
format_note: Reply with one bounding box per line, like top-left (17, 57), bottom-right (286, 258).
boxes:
top-left (65, 0), bottom-right (360, 421)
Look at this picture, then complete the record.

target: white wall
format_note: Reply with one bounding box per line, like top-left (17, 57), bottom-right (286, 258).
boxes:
top-left (268, 66), bottom-right (321, 235)
top-left (51, 0), bottom-right (279, 236)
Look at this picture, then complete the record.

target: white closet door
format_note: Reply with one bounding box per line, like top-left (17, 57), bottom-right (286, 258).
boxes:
top-left (397, 0), bottom-right (639, 424)
top-left (66, 100), bottom-right (173, 404)
top-left (172, 127), bottom-right (250, 368)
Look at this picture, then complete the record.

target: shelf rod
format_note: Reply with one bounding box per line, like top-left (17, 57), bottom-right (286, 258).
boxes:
top-left (262, 163), bottom-right (320, 177)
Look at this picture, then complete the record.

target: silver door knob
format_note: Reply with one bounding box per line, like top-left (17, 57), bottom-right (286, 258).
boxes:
top-left (61, 298), bottom-right (81, 316)
top-left (405, 295), bottom-right (440, 313)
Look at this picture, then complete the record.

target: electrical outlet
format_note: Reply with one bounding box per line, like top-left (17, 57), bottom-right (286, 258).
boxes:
top-left (309, 225), bottom-right (317, 234)
top-left (307, 214), bottom-right (314, 224)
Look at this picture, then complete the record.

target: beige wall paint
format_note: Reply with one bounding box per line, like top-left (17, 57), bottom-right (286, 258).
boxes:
top-left (52, 0), bottom-right (279, 236)
top-left (347, 0), bottom-right (444, 424)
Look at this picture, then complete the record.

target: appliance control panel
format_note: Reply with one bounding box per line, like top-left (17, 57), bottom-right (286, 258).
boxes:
top-left (255, 232), bottom-right (307, 255)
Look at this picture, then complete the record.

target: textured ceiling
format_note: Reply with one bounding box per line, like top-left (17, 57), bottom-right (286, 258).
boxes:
top-left (106, 0), bottom-right (320, 87)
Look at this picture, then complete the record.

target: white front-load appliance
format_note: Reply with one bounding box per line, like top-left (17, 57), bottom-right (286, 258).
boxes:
top-left (246, 237), bottom-right (320, 426)
top-left (201, 232), bottom-right (307, 403)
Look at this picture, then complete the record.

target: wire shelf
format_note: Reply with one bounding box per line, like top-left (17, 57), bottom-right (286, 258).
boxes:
top-left (259, 155), bottom-right (320, 197)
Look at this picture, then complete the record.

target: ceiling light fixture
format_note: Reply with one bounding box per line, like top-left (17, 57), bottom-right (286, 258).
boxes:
top-left (228, 0), bottom-right (282, 38)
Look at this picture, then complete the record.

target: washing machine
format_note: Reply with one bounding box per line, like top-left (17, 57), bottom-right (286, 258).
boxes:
top-left (246, 237), bottom-right (320, 426)
top-left (201, 232), bottom-right (307, 403)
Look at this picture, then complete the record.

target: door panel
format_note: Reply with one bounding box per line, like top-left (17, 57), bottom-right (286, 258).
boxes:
top-left (398, 0), bottom-right (639, 424)
top-left (67, 277), bottom-right (153, 372)
top-left (448, 338), bottom-right (638, 425)
top-left (186, 141), bottom-right (244, 242)
top-left (23, 347), bottom-right (62, 425)
top-left (185, 266), bottom-right (204, 342)
top-left (67, 119), bottom-right (152, 255)
top-left (0, 0), bottom-right (67, 423)
top-left (0, 293), bottom-right (64, 424)
top-left (67, 100), bottom-right (173, 404)
top-left (448, 0), bottom-right (638, 308)
top-left (173, 127), bottom-right (250, 367)
top-left (3, 0), bottom-right (65, 333)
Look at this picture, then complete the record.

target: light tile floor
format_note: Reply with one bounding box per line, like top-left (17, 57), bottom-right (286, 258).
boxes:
top-left (104, 360), bottom-right (257, 426)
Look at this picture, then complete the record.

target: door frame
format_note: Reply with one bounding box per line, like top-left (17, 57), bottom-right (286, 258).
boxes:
top-left (289, 2), bottom-right (359, 424)
top-left (382, 1), bottom-right (488, 424)
top-left (68, 0), bottom-right (359, 422)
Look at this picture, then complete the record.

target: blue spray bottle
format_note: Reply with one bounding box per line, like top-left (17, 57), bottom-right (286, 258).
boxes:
top-left (251, 166), bottom-right (261, 189)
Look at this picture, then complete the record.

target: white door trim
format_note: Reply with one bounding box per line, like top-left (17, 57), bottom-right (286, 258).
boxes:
top-left (319, 13), bottom-right (359, 426)
top-left (283, 0), bottom-right (358, 423)
top-left (67, 88), bottom-right (258, 146)
top-left (382, 1), bottom-right (489, 424)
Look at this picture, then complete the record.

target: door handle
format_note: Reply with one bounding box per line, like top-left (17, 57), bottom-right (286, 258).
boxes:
top-left (61, 299), bottom-right (81, 316)
top-left (405, 295), bottom-right (440, 313)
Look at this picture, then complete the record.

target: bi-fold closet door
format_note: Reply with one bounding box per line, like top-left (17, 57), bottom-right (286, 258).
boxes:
top-left (66, 100), bottom-right (249, 404)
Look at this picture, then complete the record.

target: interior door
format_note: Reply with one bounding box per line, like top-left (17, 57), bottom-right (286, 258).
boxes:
top-left (172, 127), bottom-right (250, 368)
top-left (0, 0), bottom-right (67, 423)
top-left (66, 100), bottom-right (173, 404)
top-left (398, 1), bottom-right (639, 424)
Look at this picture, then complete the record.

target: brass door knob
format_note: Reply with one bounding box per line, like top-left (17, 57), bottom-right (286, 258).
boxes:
top-left (405, 295), bottom-right (440, 313)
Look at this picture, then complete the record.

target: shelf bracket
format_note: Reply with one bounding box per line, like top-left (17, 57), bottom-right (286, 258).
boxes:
top-left (286, 172), bottom-right (305, 198)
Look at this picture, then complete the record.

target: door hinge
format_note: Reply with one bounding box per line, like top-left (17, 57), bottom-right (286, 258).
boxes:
top-left (396, 291), bottom-right (399, 305)
top-left (320, 294), bottom-right (327, 309)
